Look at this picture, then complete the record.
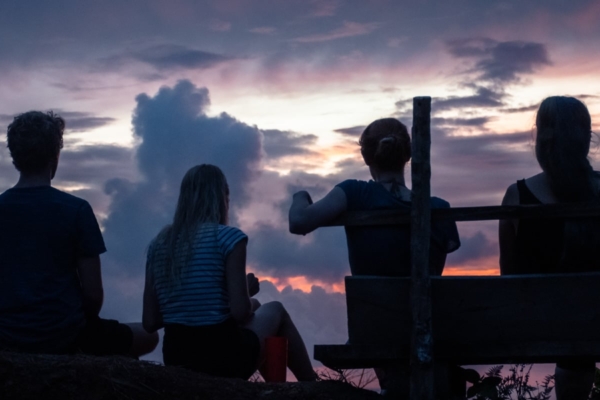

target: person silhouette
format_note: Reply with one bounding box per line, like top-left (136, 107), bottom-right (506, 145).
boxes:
top-left (500, 96), bottom-right (600, 400)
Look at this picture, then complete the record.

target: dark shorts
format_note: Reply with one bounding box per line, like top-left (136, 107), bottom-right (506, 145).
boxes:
top-left (72, 317), bottom-right (133, 356)
top-left (163, 318), bottom-right (260, 380)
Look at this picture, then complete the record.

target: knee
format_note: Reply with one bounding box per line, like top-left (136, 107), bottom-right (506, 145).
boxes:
top-left (265, 301), bottom-right (287, 316)
top-left (250, 298), bottom-right (261, 311)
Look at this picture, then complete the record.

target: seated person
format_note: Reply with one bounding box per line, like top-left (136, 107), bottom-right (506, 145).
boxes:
top-left (288, 118), bottom-right (461, 395)
top-left (142, 164), bottom-right (316, 381)
top-left (499, 96), bottom-right (600, 400)
top-left (0, 111), bottom-right (158, 357)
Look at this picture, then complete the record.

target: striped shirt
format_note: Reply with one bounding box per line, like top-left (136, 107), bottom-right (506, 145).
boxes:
top-left (150, 224), bottom-right (247, 326)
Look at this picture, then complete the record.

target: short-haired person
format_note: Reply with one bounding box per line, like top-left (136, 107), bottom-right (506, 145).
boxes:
top-left (499, 96), bottom-right (600, 400)
top-left (0, 111), bottom-right (158, 357)
top-left (288, 118), bottom-right (461, 396)
top-left (143, 164), bottom-right (316, 381)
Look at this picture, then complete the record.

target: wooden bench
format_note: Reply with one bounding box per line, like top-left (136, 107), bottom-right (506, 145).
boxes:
top-left (312, 97), bottom-right (600, 398)
top-left (315, 273), bottom-right (600, 369)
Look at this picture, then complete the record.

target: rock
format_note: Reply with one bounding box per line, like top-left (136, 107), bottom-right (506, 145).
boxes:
top-left (0, 352), bottom-right (381, 400)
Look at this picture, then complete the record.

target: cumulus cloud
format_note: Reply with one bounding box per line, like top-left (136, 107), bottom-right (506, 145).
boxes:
top-left (100, 80), bottom-right (262, 276)
top-left (446, 231), bottom-right (497, 266)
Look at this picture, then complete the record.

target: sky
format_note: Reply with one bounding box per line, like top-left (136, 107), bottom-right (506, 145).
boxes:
top-left (1, 0), bottom-right (599, 389)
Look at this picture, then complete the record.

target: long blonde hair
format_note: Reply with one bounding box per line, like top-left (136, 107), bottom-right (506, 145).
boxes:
top-left (148, 164), bottom-right (229, 286)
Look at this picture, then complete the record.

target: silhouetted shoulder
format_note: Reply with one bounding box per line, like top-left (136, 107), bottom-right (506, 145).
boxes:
top-left (430, 196), bottom-right (450, 209)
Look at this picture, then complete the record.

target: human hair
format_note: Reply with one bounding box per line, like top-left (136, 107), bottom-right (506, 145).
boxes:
top-left (359, 118), bottom-right (411, 171)
top-left (6, 111), bottom-right (65, 174)
top-left (535, 96), bottom-right (595, 202)
top-left (148, 164), bottom-right (230, 287)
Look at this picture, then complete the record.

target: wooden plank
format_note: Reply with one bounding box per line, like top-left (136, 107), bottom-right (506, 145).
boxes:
top-left (314, 341), bottom-right (600, 369)
top-left (410, 96), bottom-right (434, 399)
top-left (345, 274), bottom-right (600, 356)
top-left (322, 202), bottom-right (600, 227)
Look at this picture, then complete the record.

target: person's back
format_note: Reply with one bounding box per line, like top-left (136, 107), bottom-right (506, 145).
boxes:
top-left (339, 179), bottom-right (458, 276)
top-left (289, 118), bottom-right (461, 397)
top-left (499, 96), bottom-right (600, 400)
top-left (0, 111), bottom-right (158, 357)
top-left (0, 186), bottom-right (101, 352)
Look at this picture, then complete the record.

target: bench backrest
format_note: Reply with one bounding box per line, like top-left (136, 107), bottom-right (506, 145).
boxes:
top-left (346, 273), bottom-right (600, 364)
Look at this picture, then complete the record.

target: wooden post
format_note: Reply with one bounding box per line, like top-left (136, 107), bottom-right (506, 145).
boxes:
top-left (410, 96), bottom-right (434, 399)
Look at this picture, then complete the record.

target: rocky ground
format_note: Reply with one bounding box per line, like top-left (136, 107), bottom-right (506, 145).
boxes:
top-left (0, 351), bottom-right (381, 400)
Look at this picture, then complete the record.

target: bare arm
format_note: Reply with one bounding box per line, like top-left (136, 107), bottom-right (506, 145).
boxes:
top-left (142, 267), bottom-right (163, 333)
top-left (288, 187), bottom-right (347, 235)
top-left (77, 256), bottom-right (104, 318)
top-left (225, 239), bottom-right (253, 324)
top-left (499, 183), bottom-right (519, 275)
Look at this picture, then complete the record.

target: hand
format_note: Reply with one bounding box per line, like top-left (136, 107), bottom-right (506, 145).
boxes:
top-left (293, 190), bottom-right (313, 205)
top-left (247, 273), bottom-right (260, 297)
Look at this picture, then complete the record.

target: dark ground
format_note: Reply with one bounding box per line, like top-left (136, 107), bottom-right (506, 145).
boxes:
top-left (0, 351), bottom-right (381, 400)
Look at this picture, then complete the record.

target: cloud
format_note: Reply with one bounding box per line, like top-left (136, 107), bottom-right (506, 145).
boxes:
top-left (433, 86), bottom-right (505, 111)
top-left (56, 145), bottom-right (135, 186)
top-left (100, 80), bottom-right (262, 275)
top-left (310, 0), bottom-right (341, 17)
top-left (102, 44), bottom-right (234, 74)
top-left (0, 110), bottom-right (115, 133)
top-left (262, 129), bottom-right (318, 159)
top-left (446, 231), bottom-right (497, 266)
top-left (446, 38), bottom-right (552, 84)
top-left (208, 20), bottom-right (231, 32)
top-left (291, 21), bottom-right (379, 43)
top-left (133, 44), bottom-right (233, 71)
top-left (334, 125), bottom-right (365, 138)
top-left (432, 116), bottom-right (492, 127)
top-left (59, 111), bottom-right (116, 132)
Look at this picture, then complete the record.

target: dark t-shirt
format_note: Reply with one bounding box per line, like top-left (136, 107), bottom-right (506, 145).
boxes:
top-left (0, 186), bottom-right (106, 352)
top-left (336, 179), bottom-right (460, 276)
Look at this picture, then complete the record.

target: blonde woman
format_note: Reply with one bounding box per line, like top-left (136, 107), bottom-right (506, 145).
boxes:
top-left (143, 164), bottom-right (315, 381)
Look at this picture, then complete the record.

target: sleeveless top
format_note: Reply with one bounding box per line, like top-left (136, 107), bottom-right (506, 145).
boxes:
top-left (515, 179), bottom-right (600, 274)
top-left (149, 224), bottom-right (247, 326)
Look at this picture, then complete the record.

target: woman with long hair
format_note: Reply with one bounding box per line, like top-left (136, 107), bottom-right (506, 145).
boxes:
top-left (288, 118), bottom-right (461, 396)
top-left (143, 164), bottom-right (316, 381)
top-left (499, 96), bottom-right (599, 400)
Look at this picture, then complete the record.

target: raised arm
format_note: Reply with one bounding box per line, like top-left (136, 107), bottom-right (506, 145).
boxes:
top-left (77, 256), bottom-right (104, 318)
top-left (225, 238), bottom-right (253, 324)
top-left (288, 187), bottom-right (347, 235)
top-left (499, 183), bottom-right (519, 275)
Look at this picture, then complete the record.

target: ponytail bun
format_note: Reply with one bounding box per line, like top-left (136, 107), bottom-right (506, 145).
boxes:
top-left (359, 118), bottom-right (410, 171)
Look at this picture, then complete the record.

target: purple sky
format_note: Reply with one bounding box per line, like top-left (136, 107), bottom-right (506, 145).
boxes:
top-left (1, 1), bottom-right (598, 390)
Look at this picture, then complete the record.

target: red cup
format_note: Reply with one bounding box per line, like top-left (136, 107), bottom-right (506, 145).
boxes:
top-left (263, 336), bottom-right (288, 382)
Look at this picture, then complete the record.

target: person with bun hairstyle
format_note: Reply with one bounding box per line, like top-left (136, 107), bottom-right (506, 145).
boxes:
top-left (289, 118), bottom-right (460, 276)
top-left (288, 118), bottom-right (461, 396)
top-left (499, 96), bottom-right (600, 400)
top-left (143, 164), bottom-right (316, 381)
